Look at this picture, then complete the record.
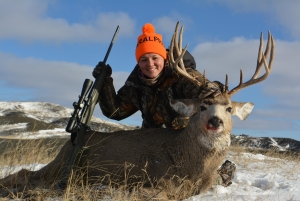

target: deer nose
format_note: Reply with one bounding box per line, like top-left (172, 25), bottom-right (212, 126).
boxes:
top-left (208, 116), bottom-right (223, 128)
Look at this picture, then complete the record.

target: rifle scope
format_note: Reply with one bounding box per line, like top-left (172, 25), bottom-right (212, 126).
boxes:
top-left (66, 79), bottom-right (93, 133)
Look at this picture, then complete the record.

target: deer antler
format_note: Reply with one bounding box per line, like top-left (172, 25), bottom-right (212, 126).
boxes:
top-left (169, 22), bottom-right (202, 86)
top-left (228, 31), bottom-right (275, 97)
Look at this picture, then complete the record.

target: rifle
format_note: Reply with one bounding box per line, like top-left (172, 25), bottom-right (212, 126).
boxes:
top-left (56, 25), bottom-right (120, 189)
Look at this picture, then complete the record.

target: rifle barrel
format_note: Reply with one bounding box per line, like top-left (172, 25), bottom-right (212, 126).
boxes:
top-left (103, 25), bottom-right (120, 64)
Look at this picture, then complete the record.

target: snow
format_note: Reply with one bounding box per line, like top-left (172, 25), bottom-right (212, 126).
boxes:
top-left (17, 128), bottom-right (69, 138)
top-left (269, 137), bottom-right (289, 151)
top-left (0, 123), bottom-right (27, 131)
top-left (1, 163), bottom-right (46, 179)
top-left (188, 151), bottom-right (300, 201)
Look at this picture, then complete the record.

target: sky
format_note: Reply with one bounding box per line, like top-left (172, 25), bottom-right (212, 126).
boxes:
top-left (0, 0), bottom-right (300, 140)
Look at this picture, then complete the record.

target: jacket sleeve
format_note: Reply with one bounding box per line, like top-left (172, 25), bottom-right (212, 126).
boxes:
top-left (98, 77), bottom-right (139, 120)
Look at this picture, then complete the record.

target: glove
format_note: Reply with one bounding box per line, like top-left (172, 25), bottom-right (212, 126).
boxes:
top-left (198, 81), bottom-right (222, 99)
top-left (92, 61), bottom-right (112, 78)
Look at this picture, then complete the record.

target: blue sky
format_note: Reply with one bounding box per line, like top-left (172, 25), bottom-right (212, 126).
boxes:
top-left (1, 0), bottom-right (300, 140)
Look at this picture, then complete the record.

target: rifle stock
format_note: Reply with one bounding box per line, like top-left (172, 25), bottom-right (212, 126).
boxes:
top-left (56, 25), bottom-right (120, 188)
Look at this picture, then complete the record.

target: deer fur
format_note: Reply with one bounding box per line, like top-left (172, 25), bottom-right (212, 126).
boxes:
top-left (0, 93), bottom-right (254, 198)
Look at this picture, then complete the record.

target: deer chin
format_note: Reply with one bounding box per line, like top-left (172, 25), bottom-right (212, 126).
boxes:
top-left (197, 128), bottom-right (229, 151)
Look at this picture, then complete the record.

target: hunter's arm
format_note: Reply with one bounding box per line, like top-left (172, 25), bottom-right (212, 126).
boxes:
top-left (98, 77), bottom-right (138, 120)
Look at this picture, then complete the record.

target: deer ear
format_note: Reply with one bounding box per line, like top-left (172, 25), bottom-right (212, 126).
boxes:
top-left (231, 101), bottom-right (254, 120)
top-left (169, 99), bottom-right (197, 117)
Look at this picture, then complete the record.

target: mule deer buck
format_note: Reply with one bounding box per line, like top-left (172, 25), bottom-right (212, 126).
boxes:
top-left (0, 22), bottom-right (274, 199)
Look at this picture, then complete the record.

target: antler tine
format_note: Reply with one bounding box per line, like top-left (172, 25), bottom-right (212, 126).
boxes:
top-left (169, 30), bottom-right (176, 64)
top-left (228, 32), bottom-right (275, 97)
top-left (225, 74), bottom-right (229, 92)
top-left (169, 22), bottom-right (201, 86)
top-left (169, 22), bottom-right (181, 63)
top-left (173, 22), bottom-right (187, 74)
top-left (203, 70), bottom-right (206, 84)
top-left (252, 32), bottom-right (264, 79)
top-left (178, 25), bottom-right (185, 71)
top-left (252, 31), bottom-right (272, 79)
top-left (264, 31), bottom-right (272, 59)
top-left (269, 34), bottom-right (275, 72)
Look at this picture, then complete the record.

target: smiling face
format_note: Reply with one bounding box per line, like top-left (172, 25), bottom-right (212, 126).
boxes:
top-left (138, 53), bottom-right (165, 78)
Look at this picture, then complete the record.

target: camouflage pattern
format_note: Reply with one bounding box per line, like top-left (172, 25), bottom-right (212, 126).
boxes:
top-left (98, 63), bottom-right (208, 129)
top-left (217, 160), bottom-right (236, 187)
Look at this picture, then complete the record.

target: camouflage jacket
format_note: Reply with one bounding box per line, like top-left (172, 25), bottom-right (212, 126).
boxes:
top-left (98, 62), bottom-right (207, 129)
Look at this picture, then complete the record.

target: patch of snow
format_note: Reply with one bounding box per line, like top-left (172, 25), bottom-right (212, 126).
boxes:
top-left (269, 137), bottom-right (286, 151)
top-left (18, 128), bottom-right (69, 139)
top-left (0, 123), bottom-right (27, 131)
top-left (0, 163), bottom-right (46, 179)
top-left (184, 151), bottom-right (300, 201)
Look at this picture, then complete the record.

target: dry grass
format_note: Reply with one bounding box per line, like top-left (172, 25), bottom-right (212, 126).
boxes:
top-left (0, 138), bottom-right (204, 200)
top-left (227, 145), bottom-right (299, 179)
top-left (0, 139), bottom-right (299, 200)
top-left (229, 145), bottom-right (300, 162)
top-left (0, 138), bottom-right (66, 166)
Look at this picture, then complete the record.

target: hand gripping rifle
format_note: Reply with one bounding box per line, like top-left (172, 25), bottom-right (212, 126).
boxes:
top-left (56, 26), bottom-right (120, 189)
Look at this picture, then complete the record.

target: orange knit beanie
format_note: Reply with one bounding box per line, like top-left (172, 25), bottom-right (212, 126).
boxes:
top-left (135, 23), bottom-right (167, 62)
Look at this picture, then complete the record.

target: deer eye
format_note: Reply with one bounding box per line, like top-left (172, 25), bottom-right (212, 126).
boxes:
top-left (200, 106), bottom-right (207, 111)
top-left (226, 107), bottom-right (232, 113)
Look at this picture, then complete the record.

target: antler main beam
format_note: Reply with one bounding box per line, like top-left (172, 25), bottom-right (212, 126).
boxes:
top-left (228, 31), bottom-right (275, 97)
top-left (169, 22), bottom-right (202, 86)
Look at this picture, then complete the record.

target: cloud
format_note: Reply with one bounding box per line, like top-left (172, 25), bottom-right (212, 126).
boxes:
top-left (213, 0), bottom-right (300, 39)
top-left (0, 0), bottom-right (135, 43)
top-left (0, 52), bottom-right (129, 107)
top-left (192, 37), bottom-right (268, 83)
top-left (233, 117), bottom-right (295, 131)
top-left (254, 109), bottom-right (300, 121)
top-left (152, 17), bottom-right (177, 39)
top-left (151, 13), bottom-right (193, 45)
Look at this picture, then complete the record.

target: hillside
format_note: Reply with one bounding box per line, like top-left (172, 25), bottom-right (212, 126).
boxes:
top-left (0, 101), bottom-right (137, 139)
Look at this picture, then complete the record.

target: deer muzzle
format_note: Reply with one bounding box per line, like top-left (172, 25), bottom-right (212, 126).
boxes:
top-left (207, 116), bottom-right (223, 130)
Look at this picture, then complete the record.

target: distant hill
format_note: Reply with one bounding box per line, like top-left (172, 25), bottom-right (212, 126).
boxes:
top-left (0, 102), bottom-right (138, 138)
top-left (1, 101), bottom-right (300, 152)
top-left (231, 134), bottom-right (300, 152)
